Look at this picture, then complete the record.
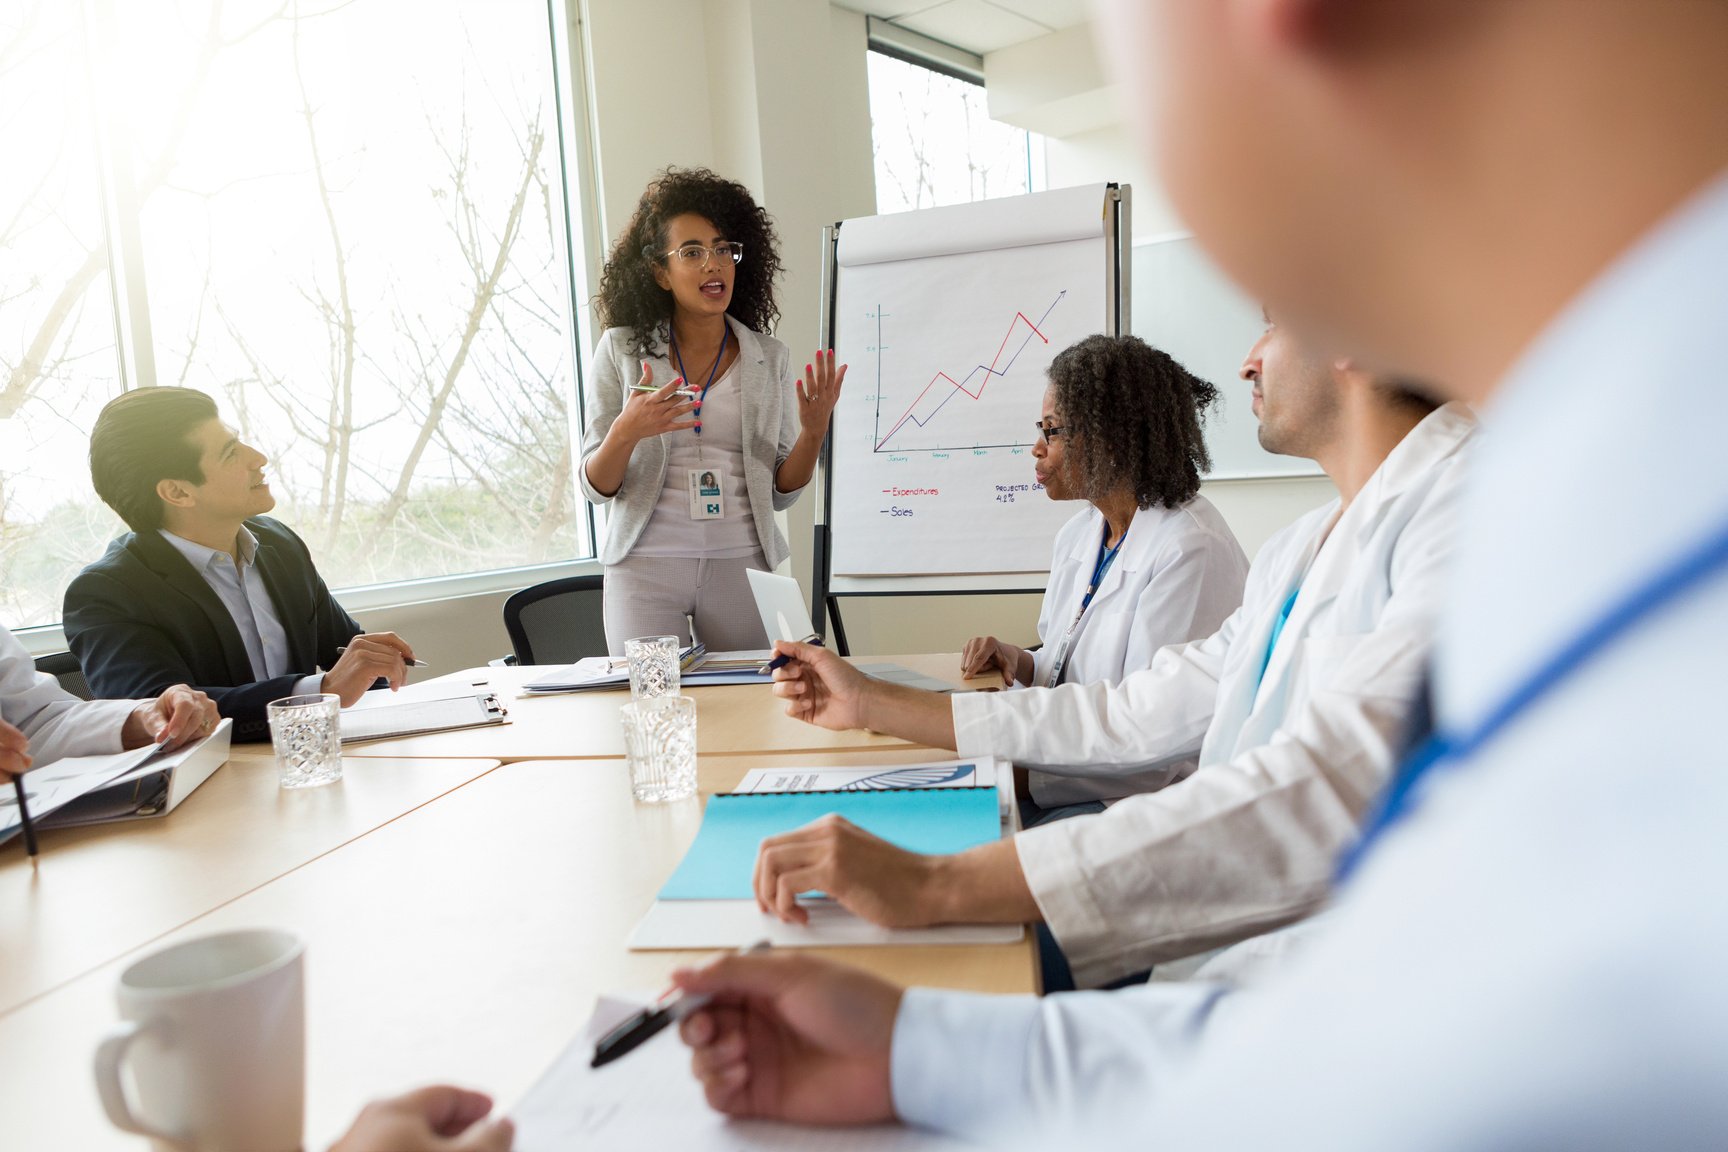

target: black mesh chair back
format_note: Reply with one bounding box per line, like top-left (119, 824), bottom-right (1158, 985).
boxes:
top-left (34, 651), bottom-right (93, 700)
top-left (502, 574), bottom-right (608, 666)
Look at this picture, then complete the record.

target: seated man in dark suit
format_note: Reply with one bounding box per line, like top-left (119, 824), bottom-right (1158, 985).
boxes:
top-left (65, 387), bottom-right (418, 742)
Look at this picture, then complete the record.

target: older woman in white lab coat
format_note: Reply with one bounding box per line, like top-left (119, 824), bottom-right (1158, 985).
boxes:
top-left (962, 335), bottom-right (1248, 689)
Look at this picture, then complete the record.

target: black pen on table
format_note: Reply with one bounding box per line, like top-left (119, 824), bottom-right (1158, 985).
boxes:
top-left (334, 646), bottom-right (431, 669)
top-left (764, 636), bottom-right (823, 674)
top-left (12, 774), bottom-right (38, 858)
top-left (590, 939), bottom-right (772, 1068)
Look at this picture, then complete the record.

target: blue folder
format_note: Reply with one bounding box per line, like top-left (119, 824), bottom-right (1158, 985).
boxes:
top-left (658, 788), bottom-right (1001, 900)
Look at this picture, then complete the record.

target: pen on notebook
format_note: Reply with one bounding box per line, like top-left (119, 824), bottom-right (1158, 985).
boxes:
top-left (334, 646), bottom-right (430, 669)
top-left (590, 939), bottom-right (772, 1068)
top-left (764, 637), bottom-right (823, 674)
top-left (12, 774), bottom-right (38, 858)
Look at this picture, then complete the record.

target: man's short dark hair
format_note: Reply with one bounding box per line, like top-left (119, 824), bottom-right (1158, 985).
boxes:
top-left (1375, 378), bottom-right (1443, 417)
top-left (90, 387), bottom-right (219, 532)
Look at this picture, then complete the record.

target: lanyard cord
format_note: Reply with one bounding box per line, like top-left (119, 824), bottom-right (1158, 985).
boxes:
top-left (1049, 524), bottom-right (1127, 687)
top-left (669, 323), bottom-right (729, 452)
top-left (1340, 509), bottom-right (1728, 881)
top-left (1080, 526), bottom-right (1126, 612)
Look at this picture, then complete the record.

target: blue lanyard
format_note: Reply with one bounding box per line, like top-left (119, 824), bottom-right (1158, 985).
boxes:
top-left (1339, 510), bottom-right (1728, 881)
top-left (668, 324), bottom-right (729, 438)
top-left (1045, 525), bottom-right (1127, 688)
top-left (1080, 527), bottom-right (1126, 613)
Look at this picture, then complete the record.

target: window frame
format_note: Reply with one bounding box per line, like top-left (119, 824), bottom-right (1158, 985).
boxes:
top-left (9, 0), bottom-right (604, 656)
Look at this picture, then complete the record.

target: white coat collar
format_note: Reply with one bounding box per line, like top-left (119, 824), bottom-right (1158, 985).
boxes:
top-left (1256, 403), bottom-right (1477, 694)
top-left (1438, 169), bottom-right (1728, 733)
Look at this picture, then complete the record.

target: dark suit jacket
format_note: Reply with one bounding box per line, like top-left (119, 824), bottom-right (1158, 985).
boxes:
top-left (64, 517), bottom-right (364, 742)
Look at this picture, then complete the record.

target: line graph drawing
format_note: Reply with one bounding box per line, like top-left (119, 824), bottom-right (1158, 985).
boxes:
top-left (870, 290), bottom-right (1067, 453)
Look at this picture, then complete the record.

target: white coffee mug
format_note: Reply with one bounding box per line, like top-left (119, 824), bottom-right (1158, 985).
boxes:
top-left (93, 928), bottom-right (306, 1152)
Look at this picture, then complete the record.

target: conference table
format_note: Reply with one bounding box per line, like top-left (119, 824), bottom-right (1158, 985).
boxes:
top-left (322, 654), bottom-right (971, 762)
top-left (0, 654), bottom-right (1036, 1150)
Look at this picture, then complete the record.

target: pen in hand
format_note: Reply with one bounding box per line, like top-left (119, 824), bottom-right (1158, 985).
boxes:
top-left (590, 940), bottom-right (772, 1068)
top-left (334, 646), bottom-right (430, 669)
top-left (11, 774), bottom-right (38, 858)
top-left (765, 636), bottom-right (823, 674)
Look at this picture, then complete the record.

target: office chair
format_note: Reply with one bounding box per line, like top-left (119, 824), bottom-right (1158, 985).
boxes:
top-left (34, 651), bottom-right (93, 700)
top-left (499, 574), bottom-right (607, 666)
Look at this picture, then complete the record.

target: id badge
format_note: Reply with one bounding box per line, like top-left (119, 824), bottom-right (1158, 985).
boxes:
top-left (688, 469), bottom-right (723, 520)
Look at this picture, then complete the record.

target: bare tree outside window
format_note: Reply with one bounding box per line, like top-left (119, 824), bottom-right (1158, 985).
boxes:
top-left (0, 0), bottom-right (588, 631)
top-left (866, 50), bottom-right (1036, 216)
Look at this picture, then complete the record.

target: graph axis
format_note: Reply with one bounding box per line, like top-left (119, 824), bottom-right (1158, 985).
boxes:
top-left (868, 290), bottom-right (1067, 455)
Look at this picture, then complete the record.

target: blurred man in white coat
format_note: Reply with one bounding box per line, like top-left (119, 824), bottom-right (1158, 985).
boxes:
top-left (758, 317), bottom-right (1474, 987)
top-left (674, 1), bottom-right (1728, 1148)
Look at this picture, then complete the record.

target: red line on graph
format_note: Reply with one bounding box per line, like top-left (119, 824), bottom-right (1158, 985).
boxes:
top-left (873, 310), bottom-right (1051, 451)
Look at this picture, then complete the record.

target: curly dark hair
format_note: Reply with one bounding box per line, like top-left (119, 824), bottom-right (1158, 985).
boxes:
top-left (1047, 334), bottom-right (1219, 510)
top-left (594, 167), bottom-right (784, 358)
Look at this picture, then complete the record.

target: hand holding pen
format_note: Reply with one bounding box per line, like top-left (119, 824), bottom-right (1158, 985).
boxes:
top-left (591, 940), bottom-right (772, 1068)
top-left (323, 633), bottom-right (424, 705)
top-left (612, 361), bottom-right (700, 444)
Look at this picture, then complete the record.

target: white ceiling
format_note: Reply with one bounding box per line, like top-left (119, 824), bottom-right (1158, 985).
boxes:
top-left (834, 0), bottom-right (1090, 57)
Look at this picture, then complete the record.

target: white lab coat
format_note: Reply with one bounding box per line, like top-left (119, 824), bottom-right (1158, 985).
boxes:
top-left (1028, 497), bottom-right (1247, 691)
top-left (953, 403), bottom-right (1476, 983)
top-left (891, 167), bottom-right (1728, 1152)
top-left (0, 627), bottom-right (131, 763)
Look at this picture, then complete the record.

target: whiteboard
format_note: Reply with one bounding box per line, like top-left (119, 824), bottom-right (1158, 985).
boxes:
top-left (827, 185), bottom-right (1120, 580)
top-left (1131, 234), bottom-right (1323, 479)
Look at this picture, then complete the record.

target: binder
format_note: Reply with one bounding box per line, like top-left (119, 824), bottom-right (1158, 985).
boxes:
top-left (1, 720), bottom-right (232, 845)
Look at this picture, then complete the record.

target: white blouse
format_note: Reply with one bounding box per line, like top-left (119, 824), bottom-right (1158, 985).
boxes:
top-left (629, 361), bottom-right (762, 560)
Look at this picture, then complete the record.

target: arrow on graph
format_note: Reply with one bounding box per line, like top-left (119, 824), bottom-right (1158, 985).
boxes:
top-left (874, 290), bottom-right (1067, 452)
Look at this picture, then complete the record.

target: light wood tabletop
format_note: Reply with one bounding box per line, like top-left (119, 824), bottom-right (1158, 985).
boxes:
top-left (0, 755), bottom-right (501, 1018)
top-left (0, 750), bottom-right (1036, 1151)
top-left (317, 652), bottom-right (990, 763)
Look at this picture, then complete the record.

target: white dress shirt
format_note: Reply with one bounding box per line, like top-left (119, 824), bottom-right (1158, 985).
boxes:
top-left (160, 528), bottom-right (322, 698)
top-left (956, 404), bottom-right (1473, 981)
top-left (0, 626), bottom-right (133, 762)
top-left (1028, 496), bottom-right (1247, 692)
top-left (891, 172), bottom-right (1728, 1150)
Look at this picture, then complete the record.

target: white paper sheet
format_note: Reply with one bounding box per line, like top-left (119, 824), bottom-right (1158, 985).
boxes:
top-left (628, 900), bottom-right (1024, 951)
top-left (730, 758), bottom-right (1001, 796)
top-left (511, 994), bottom-right (976, 1151)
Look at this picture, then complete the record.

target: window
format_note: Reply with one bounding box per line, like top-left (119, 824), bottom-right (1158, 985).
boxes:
top-left (865, 49), bottom-right (1041, 216)
top-left (0, 0), bottom-right (591, 633)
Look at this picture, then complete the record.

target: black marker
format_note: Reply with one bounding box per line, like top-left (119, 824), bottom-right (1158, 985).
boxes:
top-left (590, 940), bottom-right (771, 1068)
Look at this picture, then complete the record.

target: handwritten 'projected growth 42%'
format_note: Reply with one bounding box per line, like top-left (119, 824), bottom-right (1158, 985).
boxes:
top-left (870, 290), bottom-right (1067, 453)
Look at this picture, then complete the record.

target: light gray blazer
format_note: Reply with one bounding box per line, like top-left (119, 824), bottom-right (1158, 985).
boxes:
top-left (578, 316), bottom-right (804, 568)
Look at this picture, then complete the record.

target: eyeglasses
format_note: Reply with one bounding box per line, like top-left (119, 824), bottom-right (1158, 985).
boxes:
top-left (659, 242), bottom-right (744, 267)
top-left (1033, 422), bottom-right (1065, 443)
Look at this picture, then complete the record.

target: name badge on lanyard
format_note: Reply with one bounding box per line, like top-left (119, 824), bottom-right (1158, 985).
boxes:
top-left (688, 469), bottom-right (723, 520)
top-left (1042, 526), bottom-right (1126, 687)
top-left (670, 325), bottom-right (730, 522)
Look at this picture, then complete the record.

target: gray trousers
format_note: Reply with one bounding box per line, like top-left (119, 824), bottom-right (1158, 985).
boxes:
top-left (602, 552), bottom-right (771, 656)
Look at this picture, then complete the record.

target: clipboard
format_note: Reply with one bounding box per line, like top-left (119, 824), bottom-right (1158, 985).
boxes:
top-left (339, 693), bottom-right (509, 744)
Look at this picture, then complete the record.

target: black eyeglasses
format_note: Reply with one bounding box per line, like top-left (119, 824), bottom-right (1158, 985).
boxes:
top-left (1033, 422), bottom-right (1065, 443)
